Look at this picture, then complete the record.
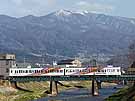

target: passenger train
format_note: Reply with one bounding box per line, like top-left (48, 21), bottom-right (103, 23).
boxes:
top-left (9, 65), bottom-right (121, 76)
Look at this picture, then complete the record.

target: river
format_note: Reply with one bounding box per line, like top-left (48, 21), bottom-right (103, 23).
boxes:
top-left (34, 85), bottom-right (123, 101)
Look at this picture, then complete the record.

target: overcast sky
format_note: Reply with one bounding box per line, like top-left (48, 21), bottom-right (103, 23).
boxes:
top-left (0, 0), bottom-right (134, 18)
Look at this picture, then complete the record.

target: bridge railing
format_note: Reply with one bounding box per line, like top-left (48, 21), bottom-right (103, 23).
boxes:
top-left (8, 75), bottom-right (135, 82)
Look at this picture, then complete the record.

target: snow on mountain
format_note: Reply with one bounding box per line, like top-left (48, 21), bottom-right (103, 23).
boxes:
top-left (55, 9), bottom-right (72, 16)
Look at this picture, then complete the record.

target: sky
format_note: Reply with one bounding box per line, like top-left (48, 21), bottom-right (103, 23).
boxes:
top-left (0, 0), bottom-right (134, 18)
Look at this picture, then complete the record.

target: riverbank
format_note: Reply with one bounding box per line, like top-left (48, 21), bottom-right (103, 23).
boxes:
top-left (0, 81), bottom-right (93, 101)
top-left (0, 81), bottom-right (49, 101)
top-left (0, 80), bottom-right (118, 101)
top-left (105, 85), bottom-right (135, 101)
top-left (36, 83), bottom-right (120, 101)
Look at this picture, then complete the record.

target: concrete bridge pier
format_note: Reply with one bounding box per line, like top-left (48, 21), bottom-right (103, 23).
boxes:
top-left (91, 80), bottom-right (99, 96)
top-left (133, 81), bottom-right (135, 86)
top-left (96, 80), bottom-right (102, 89)
top-left (49, 81), bottom-right (58, 95)
top-left (10, 81), bottom-right (18, 88)
top-left (122, 80), bottom-right (127, 85)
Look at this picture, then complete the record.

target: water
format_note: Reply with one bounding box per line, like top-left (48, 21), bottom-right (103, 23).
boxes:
top-left (34, 85), bottom-right (123, 101)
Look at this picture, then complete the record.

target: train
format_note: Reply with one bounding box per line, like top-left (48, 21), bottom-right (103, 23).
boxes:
top-left (9, 65), bottom-right (122, 77)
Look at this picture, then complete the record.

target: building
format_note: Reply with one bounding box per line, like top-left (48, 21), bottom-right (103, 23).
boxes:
top-left (56, 59), bottom-right (82, 67)
top-left (16, 63), bottom-right (32, 68)
top-left (0, 54), bottom-right (16, 77)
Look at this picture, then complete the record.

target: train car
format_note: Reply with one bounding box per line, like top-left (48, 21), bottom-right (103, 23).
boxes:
top-left (64, 68), bottom-right (87, 75)
top-left (94, 66), bottom-right (121, 75)
top-left (64, 66), bottom-right (121, 76)
top-left (9, 67), bottom-right (98, 76)
top-left (9, 67), bottom-right (64, 76)
top-left (9, 65), bottom-right (121, 77)
top-left (94, 67), bottom-right (121, 75)
top-left (64, 67), bottom-right (97, 75)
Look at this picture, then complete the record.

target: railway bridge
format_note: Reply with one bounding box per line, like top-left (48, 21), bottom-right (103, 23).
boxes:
top-left (9, 75), bottom-right (135, 96)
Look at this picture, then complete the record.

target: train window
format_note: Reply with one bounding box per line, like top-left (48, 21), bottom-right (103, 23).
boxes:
top-left (37, 70), bottom-right (39, 73)
top-left (107, 69), bottom-right (110, 72)
top-left (25, 70), bottom-right (28, 73)
top-left (50, 70), bottom-right (53, 72)
top-left (104, 70), bottom-right (106, 72)
top-left (41, 70), bottom-right (44, 73)
top-left (29, 70), bottom-right (32, 73)
top-left (6, 68), bottom-right (9, 73)
top-left (10, 70), bottom-right (13, 73)
top-left (112, 69), bottom-right (115, 72)
top-left (20, 70), bottom-right (23, 73)
top-left (101, 70), bottom-right (104, 72)
top-left (19, 70), bottom-right (21, 73)
top-left (44, 70), bottom-right (47, 73)
top-left (35, 70), bottom-right (38, 73)
top-left (15, 70), bottom-right (18, 73)
top-left (60, 70), bottom-right (63, 73)
top-left (117, 69), bottom-right (120, 72)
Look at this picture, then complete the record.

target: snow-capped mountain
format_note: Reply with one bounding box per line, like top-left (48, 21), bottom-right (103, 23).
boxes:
top-left (0, 10), bottom-right (135, 57)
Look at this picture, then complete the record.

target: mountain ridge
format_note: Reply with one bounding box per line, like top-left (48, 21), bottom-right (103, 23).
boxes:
top-left (0, 10), bottom-right (135, 58)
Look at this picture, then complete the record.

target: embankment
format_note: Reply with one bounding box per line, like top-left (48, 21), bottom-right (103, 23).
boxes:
top-left (0, 80), bottom-right (117, 101)
top-left (106, 85), bottom-right (135, 101)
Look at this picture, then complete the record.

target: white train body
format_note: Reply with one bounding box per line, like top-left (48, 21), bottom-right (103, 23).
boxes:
top-left (9, 66), bottom-right (121, 76)
top-left (9, 68), bottom-right (64, 76)
top-left (94, 67), bottom-right (121, 75)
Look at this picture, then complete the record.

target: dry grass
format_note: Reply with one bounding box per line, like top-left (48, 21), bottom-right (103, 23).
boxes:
top-left (0, 80), bottom-right (118, 101)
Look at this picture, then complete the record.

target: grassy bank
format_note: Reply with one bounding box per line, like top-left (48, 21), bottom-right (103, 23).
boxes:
top-left (0, 80), bottom-right (118, 101)
top-left (0, 81), bottom-right (92, 101)
top-left (105, 85), bottom-right (135, 101)
top-left (0, 81), bottom-right (49, 101)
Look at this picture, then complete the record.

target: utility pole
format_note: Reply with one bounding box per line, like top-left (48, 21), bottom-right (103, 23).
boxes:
top-left (23, 56), bottom-right (26, 68)
top-left (39, 49), bottom-right (46, 64)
